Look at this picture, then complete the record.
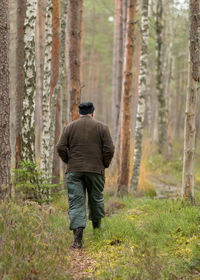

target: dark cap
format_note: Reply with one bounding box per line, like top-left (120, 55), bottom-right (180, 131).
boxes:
top-left (78, 102), bottom-right (95, 115)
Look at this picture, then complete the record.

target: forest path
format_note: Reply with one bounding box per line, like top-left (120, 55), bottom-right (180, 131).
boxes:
top-left (69, 249), bottom-right (96, 279)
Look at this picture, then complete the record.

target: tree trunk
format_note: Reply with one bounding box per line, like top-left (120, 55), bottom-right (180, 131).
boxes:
top-left (35, 0), bottom-right (47, 163)
top-left (0, 0), bottom-right (11, 196)
top-left (112, 0), bottom-right (123, 141)
top-left (182, 0), bottom-right (199, 203)
top-left (9, 0), bottom-right (17, 169)
top-left (40, 0), bottom-right (53, 174)
top-left (117, 0), bottom-right (137, 195)
top-left (130, 0), bottom-right (150, 191)
top-left (67, 0), bottom-right (82, 122)
top-left (52, 0), bottom-right (68, 184)
top-left (155, 0), bottom-right (168, 154)
top-left (21, 0), bottom-right (37, 163)
top-left (15, 0), bottom-right (26, 168)
top-left (47, 0), bottom-right (60, 178)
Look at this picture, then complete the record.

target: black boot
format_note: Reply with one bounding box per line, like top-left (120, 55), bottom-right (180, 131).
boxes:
top-left (72, 227), bottom-right (83, 249)
top-left (92, 219), bottom-right (101, 229)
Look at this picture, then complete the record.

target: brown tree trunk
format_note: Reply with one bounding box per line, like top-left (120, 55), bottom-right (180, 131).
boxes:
top-left (15, 0), bottom-right (26, 168)
top-left (35, 0), bottom-right (46, 162)
top-left (67, 0), bottom-right (82, 122)
top-left (0, 0), bottom-right (11, 196)
top-left (9, 0), bottom-right (17, 170)
top-left (117, 0), bottom-right (137, 195)
top-left (182, 0), bottom-right (199, 203)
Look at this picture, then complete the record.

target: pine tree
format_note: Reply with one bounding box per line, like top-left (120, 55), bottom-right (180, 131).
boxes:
top-left (117, 0), bottom-right (137, 195)
top-left (0, 0), bottom-right (11, 196)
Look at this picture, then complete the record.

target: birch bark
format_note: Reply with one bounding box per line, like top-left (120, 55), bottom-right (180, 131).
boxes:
top-left (130, 0), bottom-right (150, 191)
top-left (21, 0), bottom-right (37, 162)
top-left (40, 0), bottom-right (53, 174)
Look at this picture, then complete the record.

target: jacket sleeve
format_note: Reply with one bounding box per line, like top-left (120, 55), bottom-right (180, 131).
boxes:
top-left (56, 126), bottom-right (69, 164)
top-left (101, 125), bottom-right (115, 168)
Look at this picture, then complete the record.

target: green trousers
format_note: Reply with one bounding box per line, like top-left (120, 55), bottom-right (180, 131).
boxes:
top-left (66, 172), bottom-right (105, 230)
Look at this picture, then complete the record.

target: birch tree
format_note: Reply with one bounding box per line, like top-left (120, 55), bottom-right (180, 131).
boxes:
top-left (155, 0), bottom-right (168, 154)
top-left (40, 0), bottom-right (53, 174)
top-left (117, 0), bottom-right (137, 195)
top-left (182, 0), bottom-right (199, 202)
top-left (35, 0), bottom-right (47, 161)
top-left (21, 0), bottom-right (37, 162)
top-left (130, 0), bottom-right (150, 191)
top-left (0, 0), bottom-right (11, 196)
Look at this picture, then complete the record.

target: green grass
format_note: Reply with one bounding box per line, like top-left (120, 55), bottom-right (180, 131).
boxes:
top-left (84, 195), bottom-right (200, 279)
top-left (1, 194), bottom-right (200, 279)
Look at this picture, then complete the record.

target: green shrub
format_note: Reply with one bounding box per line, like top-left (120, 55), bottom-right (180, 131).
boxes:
top-left (12, 161), bottom-right (61, 204)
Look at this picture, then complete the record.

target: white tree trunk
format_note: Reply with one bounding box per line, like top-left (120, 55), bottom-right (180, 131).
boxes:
top-left (40, 0), bottom-right (53, 175)
top-left (21, 0), bottom-right (37, 162)
top-left (130, 0), bottom-right (150, 191)
top-left (182, 0), bottom-right (199, 202)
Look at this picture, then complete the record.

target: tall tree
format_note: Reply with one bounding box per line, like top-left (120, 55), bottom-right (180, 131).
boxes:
top-left (117, 0), bottom-right (137, 195)
top-left (52, 0), bottom-right (68, 184)
top-left (21, 0), bottom-right (37, 162)
top-left (15, 0), bottom-right (26, 167)
top-left (35, 0), bottom-right (47, 162)
top-left (9, 0), bottom-right (17, 169)
top-left (182, 0), bottom-right (199, 202)
top-left (155, 0), bottom-right (168, 154)
top-left (112, 0), bottom-right (123, 141)
top-left (40, 0), bottom-right (53, 174)
top-left (67, 0), bottom-right (83, 121)
top-left (0, 0), bottom-right (11, 195)
top-left (48, 0), bottom-right (60, 177)
top-left (130, 0), bottom-right (150, 191)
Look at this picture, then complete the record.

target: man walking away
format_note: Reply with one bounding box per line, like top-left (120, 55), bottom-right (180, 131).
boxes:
top-left (56, 102), bottom-right (114, 249)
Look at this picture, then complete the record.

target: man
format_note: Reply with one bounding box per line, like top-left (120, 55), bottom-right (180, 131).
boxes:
top-left (56, 102), bottom-right (114, 249)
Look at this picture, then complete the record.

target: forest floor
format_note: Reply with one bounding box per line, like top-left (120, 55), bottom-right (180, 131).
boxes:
top-left (1, 144), bottom-right (200, 279)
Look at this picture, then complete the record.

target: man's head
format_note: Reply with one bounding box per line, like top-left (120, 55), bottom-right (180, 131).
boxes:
top-left (78, 102), bottom-right (95, 117)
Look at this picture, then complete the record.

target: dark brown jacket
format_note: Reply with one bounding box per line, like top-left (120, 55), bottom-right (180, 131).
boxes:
top-left (56, 115), bottom-right (115, 174)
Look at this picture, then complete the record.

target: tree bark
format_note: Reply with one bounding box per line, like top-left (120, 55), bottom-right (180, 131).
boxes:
top-left (67, 0), bottom-right (82, 122)
top-left (9, 0), bottom-right (17, 169)
top-left (117, 0), bottom-right (137, 195)
top-left (0, 0), bottom-right (11, 196)
top-left (182, 0), bottom-right (199, 203)
top-left (52, 0), bottom-right (68, 184)
top-left (112, 0), bottom-right (123, 141)
top-left (155, 0), bottom-right (168, 154)
top-left (21, 0), bottom-right (37, 163)
top-left (40, 0), bottom-right (53, 174)
top-left (35, 0), bottom-right (47, 162)
top-left (15, 0), bottom-right (26, 168)
top-left (130, 0), bottom-right (150, 191)
top-left (47, 0), bottom-right (60, 178)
